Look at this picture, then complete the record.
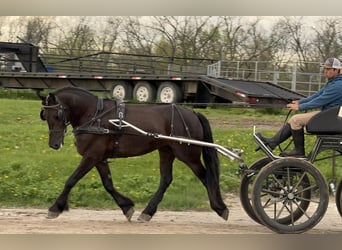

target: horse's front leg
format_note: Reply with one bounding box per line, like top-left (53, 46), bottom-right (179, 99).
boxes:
top-left (47, 157), bottom-right (95, 219)
top-left (138, 147), bottom-right (174, 222)
top-left (95, 161), bottom-right (135, 221)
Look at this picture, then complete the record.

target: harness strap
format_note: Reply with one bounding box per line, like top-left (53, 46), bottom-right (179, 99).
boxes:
top-left (73, 126), bottom-right (120, 136)
top-left (73, 97), bottom-right (126, 158)
top-left (112, 98), bottom-right (125, 157)
top-left (73, 97), bottom-right (125, 135)
top-left (115, 98), bottom-right (125, 129)
top-left (171, 104), bottom-right (191, 138)
top-left (93, 97), bottom-right (104, 118)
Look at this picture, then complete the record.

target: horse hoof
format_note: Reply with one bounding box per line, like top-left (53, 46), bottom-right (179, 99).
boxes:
top-left (46, 211), bottom-right (60, 219)
top-left (137, 213), bottom-right (152, 222)
top-left (220, 208), bottom-right (229, 221)
top-left (125, 207), bottom-right (134, 222)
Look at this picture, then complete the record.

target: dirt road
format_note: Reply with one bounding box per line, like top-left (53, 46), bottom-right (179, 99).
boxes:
top-left (0, 194), bottom-right (340, 234)
top-left (1, 116), bottom-right (340, 234)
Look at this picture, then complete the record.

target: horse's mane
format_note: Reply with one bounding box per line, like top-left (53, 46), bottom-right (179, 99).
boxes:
top-left (53, 86), bottom-right (95, 97)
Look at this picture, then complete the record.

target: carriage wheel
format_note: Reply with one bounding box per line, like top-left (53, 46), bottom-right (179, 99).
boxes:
top-left (240, 157), bottom-right (311, 225)
top-left (251, 158), bottom-right (329, 234)
top-left (336, 179), bottom-right (342, 217)
top-left (239, 157), bottom-right (271, 224)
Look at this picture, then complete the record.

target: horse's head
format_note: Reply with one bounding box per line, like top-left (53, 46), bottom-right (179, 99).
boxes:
top-left (39, 92), bottom-right (69, 150)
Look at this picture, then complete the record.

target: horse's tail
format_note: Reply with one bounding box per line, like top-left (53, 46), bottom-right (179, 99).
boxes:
top-left (196, 112), bottom-right (228, 219)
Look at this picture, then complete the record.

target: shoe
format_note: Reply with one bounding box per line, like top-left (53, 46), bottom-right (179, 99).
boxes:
top-left (279, 128), bottom-right (306, 158)
top-left (255, 123), bottom-right (291, 152)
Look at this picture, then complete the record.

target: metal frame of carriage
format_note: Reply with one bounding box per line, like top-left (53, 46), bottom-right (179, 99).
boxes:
top-left (109, 107), bottom-right (342, 234)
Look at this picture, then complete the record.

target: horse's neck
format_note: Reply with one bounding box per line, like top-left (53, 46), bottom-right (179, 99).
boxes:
top-left (61, 92), bottom-right (98, 127)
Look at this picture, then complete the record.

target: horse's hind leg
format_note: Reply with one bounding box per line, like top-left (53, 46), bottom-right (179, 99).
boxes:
top-left (138, 147), bottom-right (175, 222)
top-left (178, 152), bottom-right (228, 221)
top-left (95, 161), bottom-right (135, 221)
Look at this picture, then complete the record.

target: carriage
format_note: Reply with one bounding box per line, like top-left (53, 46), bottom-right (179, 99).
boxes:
top-left (109, 107), bottom-right (342, 234)
top-left (39, 86), bottom-right (342, 234)
top-left (240, 105), bottom-right (342, 233)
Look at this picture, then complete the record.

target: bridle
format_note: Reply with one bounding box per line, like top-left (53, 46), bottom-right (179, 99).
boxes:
top-left (41, 98), bottom-right (70, 135)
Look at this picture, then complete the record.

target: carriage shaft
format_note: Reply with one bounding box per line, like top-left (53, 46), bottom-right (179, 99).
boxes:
top-left (109, 119), bottom-right (244, 163)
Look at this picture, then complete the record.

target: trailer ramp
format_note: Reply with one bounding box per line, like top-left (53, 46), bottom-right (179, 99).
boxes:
top-left (199, 76), bottom-right (306, 107)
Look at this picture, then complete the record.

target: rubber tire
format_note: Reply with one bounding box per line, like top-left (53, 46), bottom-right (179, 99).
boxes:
top-left (239, 157), bottom-right (271, 224)
top-left (157, 81), bottom-right (182, 103)
top-left (240, 157), bottom-right (311, 226)
top-left (336, 179), bottom-right (342, 217)
top-left (133, 81), bottom-right (156, 103)
top-left (252, 158), bottom-right (329, 234)
top-left (112, 81), bottom-right (133, 100)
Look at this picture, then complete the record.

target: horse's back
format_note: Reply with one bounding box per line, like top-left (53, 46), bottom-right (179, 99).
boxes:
top-left (123, 104), bottom-right (203, 138)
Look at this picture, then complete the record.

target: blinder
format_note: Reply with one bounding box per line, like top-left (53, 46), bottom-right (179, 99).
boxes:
top-left (57, 108), bottom-right (65, 121)
top-left (40, 104), bottom-right (66, 122)
top-left (40, 109), bottom-right (46, 121)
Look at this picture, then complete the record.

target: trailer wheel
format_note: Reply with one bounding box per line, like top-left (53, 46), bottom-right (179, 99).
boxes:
top-left (239, 157), bottom-right (271, 224)
top-left (112, 81), bottom-right (133, 100)
top-left (133, 81), bottom-right (156, 102)
top-left (336, 179), bottom-right (342, 217)
top-left (157, 82), bottom-right (182, 103)
top-left (252, 158), bottom-right (329, 233)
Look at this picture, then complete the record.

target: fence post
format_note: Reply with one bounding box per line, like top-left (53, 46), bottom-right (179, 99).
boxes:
top-left (237, 61), bottom-right (240, 78)
top-left (255, 61), bottom-right (258, 81)
top-left (291, 62), bottom-right (297, 91)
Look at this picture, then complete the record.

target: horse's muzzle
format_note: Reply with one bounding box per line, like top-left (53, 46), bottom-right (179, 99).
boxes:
top-left (49, 142), bottom-right (63, 150)
top-left (49, 130), bottom-right (65, 150)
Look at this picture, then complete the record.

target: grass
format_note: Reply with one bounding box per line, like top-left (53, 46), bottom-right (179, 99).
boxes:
top-left (0, 91), bottom-right (341, 212)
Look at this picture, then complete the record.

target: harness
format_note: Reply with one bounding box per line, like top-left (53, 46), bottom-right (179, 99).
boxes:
top-left (73, 98), bottom-right (125, 136)
top-left (44, 94), bottom-right (192, 158)
top-left (72, 98), bottom-right (126, 157)
top-left (171, 104), bottom-right (191, 138)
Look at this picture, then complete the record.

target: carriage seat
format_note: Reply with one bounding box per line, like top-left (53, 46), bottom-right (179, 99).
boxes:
top-left (306, 106), bottom-right (342, 135)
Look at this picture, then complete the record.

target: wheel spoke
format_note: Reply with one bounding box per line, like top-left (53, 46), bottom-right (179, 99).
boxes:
top-left (252, 158), bottom-right (329, 233)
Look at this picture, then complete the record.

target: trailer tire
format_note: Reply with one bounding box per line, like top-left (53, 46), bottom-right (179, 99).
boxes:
top-left (133, 81), bottom-right (156, 103)
top-left (112, 81), bottom-right (133, 100)
top-left (156, 82), bottom-right (182, 103)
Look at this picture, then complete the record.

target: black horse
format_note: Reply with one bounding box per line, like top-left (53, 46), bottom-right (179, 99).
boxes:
top-left (39, 86), bottom-right (228, 222)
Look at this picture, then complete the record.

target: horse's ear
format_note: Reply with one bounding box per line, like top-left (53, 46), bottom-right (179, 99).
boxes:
top-left (36, 90), bottom-right (47, 104)
top-left (46, 93), bottom-right (58, 105)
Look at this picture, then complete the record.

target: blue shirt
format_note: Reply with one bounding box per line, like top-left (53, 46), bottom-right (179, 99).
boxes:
top-left (299, 74), bottom-right (342, 111)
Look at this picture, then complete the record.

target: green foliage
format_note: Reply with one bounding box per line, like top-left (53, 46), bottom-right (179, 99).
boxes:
top-left (0, 97), bottom-right (340, 212)
top-left (0, 89), bottom-right (41, 100)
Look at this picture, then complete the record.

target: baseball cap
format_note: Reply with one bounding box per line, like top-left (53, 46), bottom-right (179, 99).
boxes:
top-left (321, 57), bottom-right (342, 69)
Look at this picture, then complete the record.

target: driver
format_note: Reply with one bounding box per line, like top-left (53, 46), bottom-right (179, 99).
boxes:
top-left (256, 57), bottom-right (342, 158)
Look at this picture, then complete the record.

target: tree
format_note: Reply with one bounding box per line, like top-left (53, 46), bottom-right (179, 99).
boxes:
top-left (120, 16), bottom-right (157, 55)
top-left (311, 17), bottom-right (342, 61)
top-left (276, 17), bottom-right (314, 71)
top-left (54, 17), bottom-right (97, 56)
